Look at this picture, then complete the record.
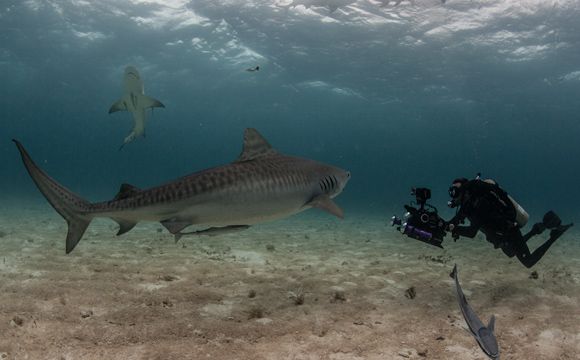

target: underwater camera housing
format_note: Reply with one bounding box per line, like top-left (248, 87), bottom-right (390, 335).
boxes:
top-left (390, 187), bottom-right (447, 248)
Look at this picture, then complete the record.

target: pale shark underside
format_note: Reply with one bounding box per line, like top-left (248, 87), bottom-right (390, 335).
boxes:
top-left (14, 128), bottom-right (350, 253)
top-left (109, 66), bottom-right (165, 149)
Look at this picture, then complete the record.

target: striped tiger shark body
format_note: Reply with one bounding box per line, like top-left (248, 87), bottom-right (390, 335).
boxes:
top-left (13, 128), bottom-right (351, 254)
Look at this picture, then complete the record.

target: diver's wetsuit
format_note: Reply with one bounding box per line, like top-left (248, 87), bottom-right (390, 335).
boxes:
top-left (448, 179), bottom-right (571, 268)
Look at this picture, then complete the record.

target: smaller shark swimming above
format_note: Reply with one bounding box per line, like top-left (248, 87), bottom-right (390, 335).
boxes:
top-left (14, 128), bottom-right (350, 254)
top-left (109, 65), bottom-right (165, 149)
top-left (452, 264), bottom-right (500, 360)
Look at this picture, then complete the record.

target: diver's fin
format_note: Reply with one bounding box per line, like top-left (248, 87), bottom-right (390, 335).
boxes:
top-left (142, 95), bottom-right (165, 109)
top-left (114, 219), bottom-right (138, 236)
top-left (549, 223), bottom-right (573, 240)
top-left (542, 210), bottom-right (562, 229)
top-left (108, 99), bottom-right (127, 113)
top-left (13, 139), bottom-right (93, 254)
top-left (235, 128), bottom-right (278, 162)
top-left (113, 183), bottom-right (142, 201)
top-left (306, 194), bottom-right (344, 219)
top-left (488, 315), bottom-right (496, 333)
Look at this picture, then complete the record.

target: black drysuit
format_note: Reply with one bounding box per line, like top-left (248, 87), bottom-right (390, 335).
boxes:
top-left (448, 179), bottom-right (560, 268)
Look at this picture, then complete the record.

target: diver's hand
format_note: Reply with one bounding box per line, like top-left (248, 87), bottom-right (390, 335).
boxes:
top-left (446, 223), bottom-right (460, 241)
top-left (452, 231), bottom-right (460, 241)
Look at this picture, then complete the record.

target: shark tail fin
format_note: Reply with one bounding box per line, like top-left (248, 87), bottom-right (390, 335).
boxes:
top-left (13, 140), bottom-right (94, 254)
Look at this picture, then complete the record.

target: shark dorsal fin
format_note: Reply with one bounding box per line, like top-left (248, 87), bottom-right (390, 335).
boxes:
top-left (488, 315), bottom-right (496, 333)
top-left (236, 128), bottom-right (278, 162)
top-left (114, 183), bottom-right (141, 201)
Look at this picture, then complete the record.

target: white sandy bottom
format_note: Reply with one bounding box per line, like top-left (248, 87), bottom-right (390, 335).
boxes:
top-left (0, 205), bottom-right (579, 359)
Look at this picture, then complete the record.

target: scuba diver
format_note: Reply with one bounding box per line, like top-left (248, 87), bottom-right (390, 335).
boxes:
top-left (447, 175), bottom-right (573, 268)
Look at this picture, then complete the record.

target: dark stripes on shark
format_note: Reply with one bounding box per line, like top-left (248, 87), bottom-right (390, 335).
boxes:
top-left (14, 128), bottom-right (350, 253)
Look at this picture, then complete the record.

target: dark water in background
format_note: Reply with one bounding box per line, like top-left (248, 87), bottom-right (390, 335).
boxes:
top-left (1, 0), bottom-right (580, 224)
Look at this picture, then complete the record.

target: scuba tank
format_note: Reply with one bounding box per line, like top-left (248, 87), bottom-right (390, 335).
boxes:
top-left (479, 176), bottom-right (529, 228)
top-left (507, 195), bottom-right (529, 228)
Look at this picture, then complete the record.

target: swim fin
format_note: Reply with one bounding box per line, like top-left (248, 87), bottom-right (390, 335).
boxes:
top-left (542, 211), bottom-right (562, 229)
top-left (549, 223), bottom-right (573, 240)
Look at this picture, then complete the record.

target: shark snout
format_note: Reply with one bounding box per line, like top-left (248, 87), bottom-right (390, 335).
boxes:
top-left (334, 169), bottom-right (351, 195)
top-left (124, 65), bottom-right (140, 79)
top-left (342, 170), bottom-right (351, 186)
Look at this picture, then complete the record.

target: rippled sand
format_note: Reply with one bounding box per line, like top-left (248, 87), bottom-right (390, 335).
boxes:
top-left (1, 202), bottom-right (579, 359)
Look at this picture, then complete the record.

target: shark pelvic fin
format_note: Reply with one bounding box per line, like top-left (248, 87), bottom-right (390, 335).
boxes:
top-left (161, 219), bottom-right (191, 234)
top-left (142, 95), bottom-right (165, 109)
top-left (236, 128), bottom-right (278, 162)
top-left (113, 183), bottom-right (142, 201)
top-left (108, 99), bottom-right (127, 114)
top-left (306, 194), bottom-right (344, 219)
top-left (114, 219), bottom-right (137, 235)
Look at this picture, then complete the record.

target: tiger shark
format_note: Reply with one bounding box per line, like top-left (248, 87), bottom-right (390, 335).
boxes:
top-left (13, 128), bottom-right (351, 254)
top-left (452, 265), bottom-right (500, 360)
top-left (108, 65), bottom-right (165, 149)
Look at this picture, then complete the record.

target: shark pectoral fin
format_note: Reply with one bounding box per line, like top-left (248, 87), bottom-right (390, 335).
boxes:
top-left (235, 128), bottom-right (278, 162)
top-left (306, 194), bottom-right (344, 219)
top-left (142, 95), bottom-right (165, 109)
top-left (488, 315), bottom-right (496, 333)
top-left (113, 219), bottom-right (137, 236)
top-left (108, 99), bottom-right (127, 114)
top-left (113, 183), bottom-right (142, 201)
top-left (161, 219), bottom-right (191, 234)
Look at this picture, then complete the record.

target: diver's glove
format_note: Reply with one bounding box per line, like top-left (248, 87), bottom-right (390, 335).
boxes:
top-left (446, 223), bottom-right (460, 241)
top-left (452, 231), bottom-right (460, 241)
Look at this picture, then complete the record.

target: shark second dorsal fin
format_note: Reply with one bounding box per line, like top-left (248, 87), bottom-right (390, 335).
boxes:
top-left (236, 128), bottom-right (278, 162)
top-left (114, 183), bottom-right (142, 201)
top-left (488, 315), bottom-right (496, 333)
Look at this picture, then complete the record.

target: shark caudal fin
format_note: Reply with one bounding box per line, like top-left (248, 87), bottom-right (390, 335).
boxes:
top-left (13, 140), bottom-right (93, 254)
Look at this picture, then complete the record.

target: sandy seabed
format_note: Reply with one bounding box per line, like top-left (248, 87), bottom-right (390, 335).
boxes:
top-left (0, 202), bottom-right (579, 360)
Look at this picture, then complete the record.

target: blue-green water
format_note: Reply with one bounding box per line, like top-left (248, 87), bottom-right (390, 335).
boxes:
top-left (1, 0), bottom-right (580, 222)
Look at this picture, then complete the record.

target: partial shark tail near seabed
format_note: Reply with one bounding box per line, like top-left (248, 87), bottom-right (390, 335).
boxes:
top-left (13, 140), bottom-right (94, 254)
